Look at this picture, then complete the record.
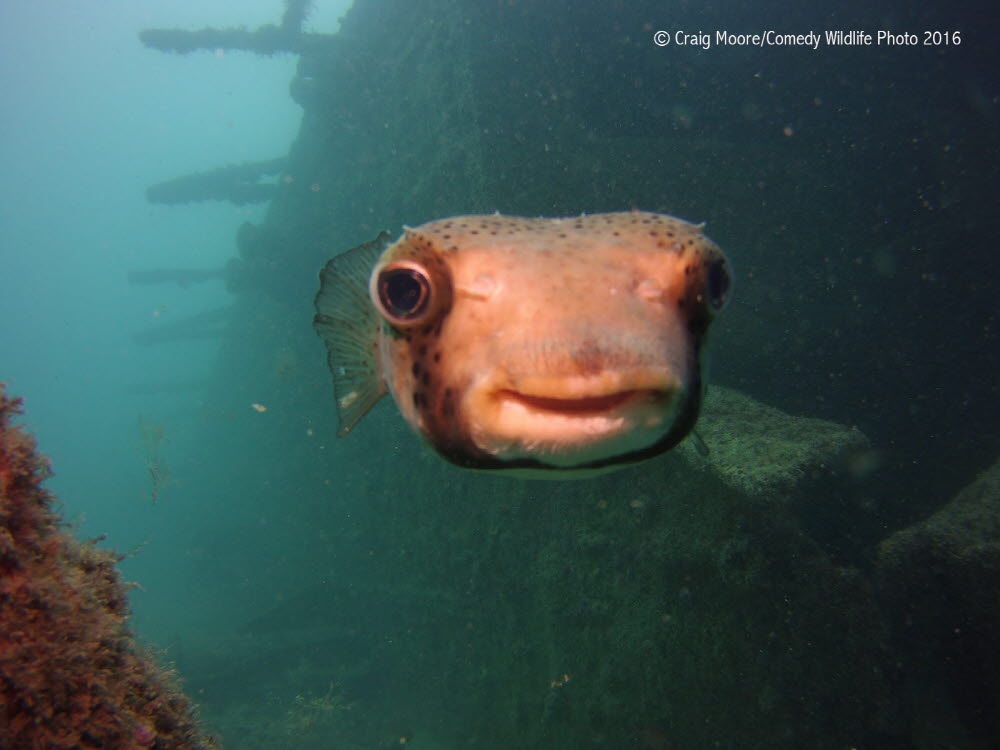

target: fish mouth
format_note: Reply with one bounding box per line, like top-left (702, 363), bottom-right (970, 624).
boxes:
top-left (467, 372), bottom-right (684, 467)
top-left (497, 389), bottom-right (642, 415)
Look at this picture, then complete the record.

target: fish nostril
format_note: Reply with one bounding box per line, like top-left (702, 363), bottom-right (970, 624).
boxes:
top-left (462, 273), bottom-right (497, 300)
top-left (637, 278), bottom-right (663, 301)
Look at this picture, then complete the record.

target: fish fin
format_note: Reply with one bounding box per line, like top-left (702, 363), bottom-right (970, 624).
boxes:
top-left (313, 231), bottom-right (394, 436)
top-left (689, 429), bottom-right (710, 457)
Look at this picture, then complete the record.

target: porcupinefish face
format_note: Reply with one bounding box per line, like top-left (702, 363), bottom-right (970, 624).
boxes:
top-left (314, 211), bottom-right (731, 477)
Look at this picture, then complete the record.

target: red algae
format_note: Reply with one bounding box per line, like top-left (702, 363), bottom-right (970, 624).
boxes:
top-left (0, 384), bottom-right (218, 750)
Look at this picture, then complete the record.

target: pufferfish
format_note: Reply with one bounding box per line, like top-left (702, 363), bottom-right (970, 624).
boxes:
top-left (313, 211), bottom-right (731, 477)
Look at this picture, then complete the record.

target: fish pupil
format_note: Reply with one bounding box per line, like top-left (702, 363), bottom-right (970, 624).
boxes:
top-left (707, 259), bottom-right (731, 310)
top-left (379, 267), bottom-right (429, 319)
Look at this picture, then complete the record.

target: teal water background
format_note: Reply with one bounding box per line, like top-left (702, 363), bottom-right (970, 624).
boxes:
top-left (1, 1), bottom-right (998, 747)
top-left (0, 0), bottom-right (348, 642)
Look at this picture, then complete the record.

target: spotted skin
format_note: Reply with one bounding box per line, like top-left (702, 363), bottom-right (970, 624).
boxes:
top-left (320, 211), bottom-right (732, 475)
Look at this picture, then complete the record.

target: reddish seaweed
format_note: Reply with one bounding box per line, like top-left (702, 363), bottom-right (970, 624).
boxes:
top-left (0, 385), bottom-right (218, 750)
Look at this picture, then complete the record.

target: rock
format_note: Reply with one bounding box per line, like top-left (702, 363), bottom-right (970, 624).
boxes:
top-left (332, 387), bottom-right (898, 749)
top-left (0, 386), bottom-right (218, 750)
top-left (877, 457), bottom-right (1000, 748)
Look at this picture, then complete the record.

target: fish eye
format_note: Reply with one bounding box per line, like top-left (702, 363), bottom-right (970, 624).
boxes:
top-left (376, 265), bottom-right (432, 323)
top-left (706, 258), bottom-right (731, 311)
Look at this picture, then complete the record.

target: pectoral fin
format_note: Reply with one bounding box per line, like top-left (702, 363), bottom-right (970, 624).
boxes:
top-left (313, 231), bottom-right (393, 435)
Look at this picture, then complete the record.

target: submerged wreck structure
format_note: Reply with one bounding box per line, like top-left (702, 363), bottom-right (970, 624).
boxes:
top-left (132, 1), bottom-right (999, 748)
top-left (0, 387), bottom-right (216, 749)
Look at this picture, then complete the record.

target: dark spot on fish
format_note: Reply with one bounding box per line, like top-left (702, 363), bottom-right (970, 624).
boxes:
top-left (421, 372), bottom-right (431, 387)
top-left (412, 361), bottom-right (422, 377)
top-left (433, 351), bottom-right (441, 363)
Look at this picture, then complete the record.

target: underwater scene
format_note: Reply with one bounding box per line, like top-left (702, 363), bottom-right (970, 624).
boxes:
top-left (1, 0), bottom-right (998, 748)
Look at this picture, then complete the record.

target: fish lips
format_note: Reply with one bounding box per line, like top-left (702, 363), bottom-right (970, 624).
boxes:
top-left (464, 369), bottom-right (685, 468)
